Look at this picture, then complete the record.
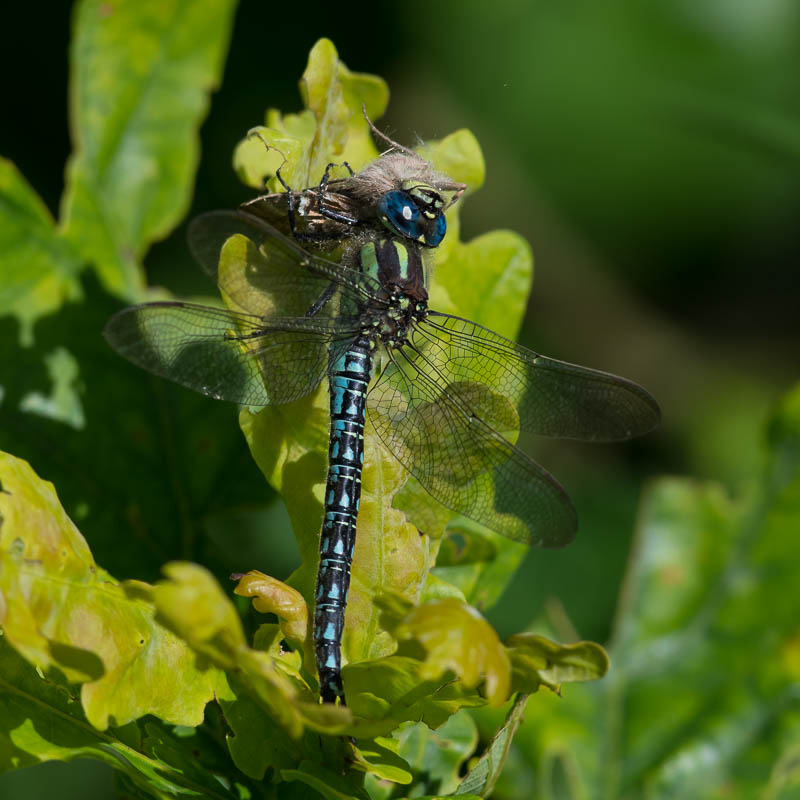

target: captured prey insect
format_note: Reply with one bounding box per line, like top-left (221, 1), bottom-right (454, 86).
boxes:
top-left (104, 118), bottom-right (659, 705)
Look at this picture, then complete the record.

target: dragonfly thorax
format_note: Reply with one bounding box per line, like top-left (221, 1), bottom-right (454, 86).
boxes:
top-left (361, 288), bottom-right (427, 350)
top-left (359, 236), bottom-right (430, 350)
top-left (359, 238), bottom-right (428, 301)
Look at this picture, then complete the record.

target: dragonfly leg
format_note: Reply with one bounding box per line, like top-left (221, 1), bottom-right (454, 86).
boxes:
top-left (275, 161), bottom-right (358, 242)
top-left (316, 161), bottom-right (360, 227)
top-left (320, 160), bottom-right (355, 190)
top-left (305, 281), bottom-right (338, 317)
top-left (274, 163), bottom-right (306, 241)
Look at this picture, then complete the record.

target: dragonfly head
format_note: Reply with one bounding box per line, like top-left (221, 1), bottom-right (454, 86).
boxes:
top-left (377, 181), bottom-right (447, 247)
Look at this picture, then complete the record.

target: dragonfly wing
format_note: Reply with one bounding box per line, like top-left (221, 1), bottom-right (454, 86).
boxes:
top-left (420, 312), bottom-right (660, 441)
top-left (187, 210), bottom-right (381, 319)
top-left (104, 301), bottom-right (356, 406)
top-left (367, 345), bottom-right (576, 547)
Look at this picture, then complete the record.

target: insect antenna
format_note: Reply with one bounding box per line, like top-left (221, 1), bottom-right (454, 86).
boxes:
top-left (361, 104), bottom-right (421, 159)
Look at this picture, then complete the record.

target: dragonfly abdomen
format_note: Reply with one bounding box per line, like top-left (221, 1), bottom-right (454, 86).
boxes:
top-left (315, 335), bottom-right (373, 703)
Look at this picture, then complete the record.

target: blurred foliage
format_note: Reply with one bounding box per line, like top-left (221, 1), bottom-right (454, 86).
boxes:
top-left (471, 383), bottom-right (800, 798)
top-left (1, 0), bottom-right (798, 798)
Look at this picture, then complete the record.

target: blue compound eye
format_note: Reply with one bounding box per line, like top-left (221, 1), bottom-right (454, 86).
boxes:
top-left (426, 212), bottom-right (447, 247)
top-left (378, 191), bottom-right (423, 240)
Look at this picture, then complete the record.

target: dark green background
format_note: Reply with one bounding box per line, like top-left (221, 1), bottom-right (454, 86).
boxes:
top-left (2, 0), bottom-right (798, 796)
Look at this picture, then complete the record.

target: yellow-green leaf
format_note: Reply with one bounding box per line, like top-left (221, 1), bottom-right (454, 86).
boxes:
top-left (343, 655), bottom-right (485, 732)
top-left (351, 736), bottom-right (413, 785)
top-left (506, 633), bottom-right (609, 693)
top-left (151, 561), bottom-right (352, 739)
top-left (0, 452), bottom-right (222, 730)
top-left (62, 0), bottom-right (236, 298)
top-left (0, 159), bottom-right (82, 344)
top-left (395, 598), bottom-right (511, 707)
top-left (234, 570), bottom-right (309, 646)
top-left (233, 38), bottom-right (388, 194)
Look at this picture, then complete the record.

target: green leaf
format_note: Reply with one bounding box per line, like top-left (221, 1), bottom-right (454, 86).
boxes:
top-left (220, 671), bottom-right (385, 782)
top-left (343, 656), bottom-right (485, 732)
top-left (351, 736), bottom-right (413, 785)
top-left (282, 760), bottom-right (371, 800)
top-left (150, 562), bottom-right (251, 671)
top-left (299, 37), bottom-right (388, 185)
top-left (427, 524), bottom-right (528, 612)
top-left (218, 675), bottom-right (301, 781)
top-left (234, 120), bottom-right (314, 191)
top-left (239, 383), bottom-right (330, 591)
top-left (233, 38), bottom-right (388, 192)
top-left (151, 561), bottom-right (353, 740)
top-left (0, 159), bottom-right (82, 344)
top-left (494, 381), bottom-right (800, 797)
top-left (0, 451), bottom-right (223, 730)
top-left (62, 0), bottom-right (236, 298)
top-left (506, 633), bottom-right (608, 693)
top-left (0, 639), bottom-right (237, 799)
top-left (456, 693), bottom-right (527, 797)
top-left (391, 711), bottom-right (479, 799)
top-left (430, 229), bottom-right (533, 343)
top-left (417, 129), bottom-right (485, 196)
top-left (394, 599), bottom-right (512, 707)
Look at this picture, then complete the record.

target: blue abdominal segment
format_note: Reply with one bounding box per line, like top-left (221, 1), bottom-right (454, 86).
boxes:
top-left (314, 336), bottom-right (372, 704)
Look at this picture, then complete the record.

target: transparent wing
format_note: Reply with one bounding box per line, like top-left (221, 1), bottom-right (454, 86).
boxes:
top-left (104, 301), bottom-right (357, 406)
top-left (367, 312), bottom-right (659, 545)
top-left (367, 345), bottom-right (577, 547)
top-left (187, 209), bottom-right (382, 320)
top-left (419, 312), bottom-right (660, 441)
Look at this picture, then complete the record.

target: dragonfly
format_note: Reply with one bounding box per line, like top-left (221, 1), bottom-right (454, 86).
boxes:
top-left (104, 119), bottom-right (659, 705)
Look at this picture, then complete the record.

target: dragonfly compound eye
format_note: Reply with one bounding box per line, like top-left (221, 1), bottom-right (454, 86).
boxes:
top-left (378, 190), bottom-right (425, 241)
top-left (425, 211), bottom-right (447, 247)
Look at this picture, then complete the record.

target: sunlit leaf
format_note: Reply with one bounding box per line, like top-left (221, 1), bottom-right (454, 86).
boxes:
top-left (234, 570), bottom-right (309, 646)
top-left (343, 655), bottom-right (485, 732)
top-left (0, 639), bottom-right (238, 799)
top-left (233, 38), bottom-right (388, 192)
top-left (427, 524), bottom-right (528, 612)
top-left (0, 159), bottom-right (82, 344)
top-left (151, 561), bottom-right (352, 739)
top-left (62, 0), bottom-right (236, 298)
top-left (299, 37), bottom-right (388, 184)
top-left (0, 452), bottom-right (222, 730)
top-left (394, 598), bottom-right (511, 707)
